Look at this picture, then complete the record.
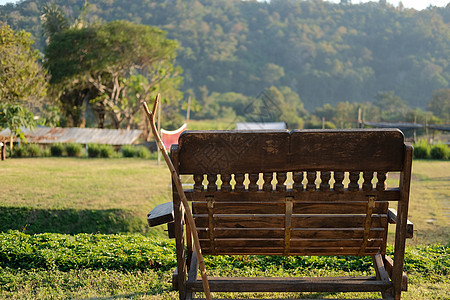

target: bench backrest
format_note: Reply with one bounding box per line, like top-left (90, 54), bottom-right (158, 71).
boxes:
top-left (172, 129), bottom-right (408, 256)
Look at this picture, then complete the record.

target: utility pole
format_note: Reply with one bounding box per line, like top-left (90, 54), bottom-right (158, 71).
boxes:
top-left (358, 107), bottom-right (363, 128)
top-left (186, 96), bottom-right (191, 125)
top-left (157, 99), bottom-right (162, 166)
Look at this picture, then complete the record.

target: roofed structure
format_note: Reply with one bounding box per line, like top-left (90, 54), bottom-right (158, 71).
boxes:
top-left (236, 122), bottom-right (287, 130)
top-left (0, 127), bottom-right (142, 145)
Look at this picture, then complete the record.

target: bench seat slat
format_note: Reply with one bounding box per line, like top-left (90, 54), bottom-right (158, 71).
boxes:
top-left (291, 215), bottom-right (388, 228)
top-left (200, 247), bottom-right (382, 256)
top-left (199, 238), bottom-right (383, 248)
top-left (186, 189), bottom-right (401, 202)
top-left (197, 228), bottom-right (386, 239)
top-left (193, 201), bottom-right (389, 215)
top-left (194, 215), bottom-right (388, 229)
top-left (186, 276), bottom-right (391, 292)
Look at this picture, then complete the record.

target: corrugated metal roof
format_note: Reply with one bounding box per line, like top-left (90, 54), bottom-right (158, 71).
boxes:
top-left (364, 122), bottom-right (450, 132)
top-left (236, 122), bottom-right (287, 130)
top-left (0, 127), bottom-right (143, 145)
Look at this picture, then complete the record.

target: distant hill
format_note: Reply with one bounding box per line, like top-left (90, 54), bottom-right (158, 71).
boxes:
top-left (1, 0), bottom-right (449, 110)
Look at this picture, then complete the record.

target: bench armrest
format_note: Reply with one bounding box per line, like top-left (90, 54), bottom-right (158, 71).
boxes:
top-left (147, 201), bottom-right (174, 227)
top-left (388, 208), bottom-right (414, 238)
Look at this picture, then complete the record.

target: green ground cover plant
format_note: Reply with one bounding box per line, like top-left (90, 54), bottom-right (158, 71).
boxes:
top-left (0, 231), bottom-right (448, 299)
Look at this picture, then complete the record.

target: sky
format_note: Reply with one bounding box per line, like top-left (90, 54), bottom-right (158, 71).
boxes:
top-left (0, 0), bottom-right (448, 11)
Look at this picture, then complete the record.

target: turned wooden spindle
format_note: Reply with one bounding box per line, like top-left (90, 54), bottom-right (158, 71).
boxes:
top-left (348, 172), bottom-right (360, 191)
top-left (249, 173), bottom-right (259, 191)
top-left (362, 171), bottom-right (374, 192)
top-left (293, 171), bottom-right (304, 192)
top-left (221, 173), bottom-right (232, 192)
top-left (306, 171), bottom-right (316, 191)
top-left (320, 171), bottom-right (331, 192)
top-left (234, 173), bottom-right (245, 192)
top-left (263, 172), bottom-right (273, 192)
top-left (193, 174), bottom-right (204, 192)
top-left (333, 171), bottom-right (344, 192)
top-left (207, 174), bottom-right (218, 192)
top-left (376, 172), bottom-right (387, 191)
top-left (276, 172), bottom-right (287, 191)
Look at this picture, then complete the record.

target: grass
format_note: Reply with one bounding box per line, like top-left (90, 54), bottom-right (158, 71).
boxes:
top-left (0, 158), bottom-right (171, 236)
top-left (0, 158), bottom-right (449, 299)
top-left (407, 160), bottom-right (450, 245)
top-left (0, 231), bottom-right (448, 299)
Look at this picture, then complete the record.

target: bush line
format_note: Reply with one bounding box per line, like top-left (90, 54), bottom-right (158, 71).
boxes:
top-left (9, 143), bottom-right (153, 159)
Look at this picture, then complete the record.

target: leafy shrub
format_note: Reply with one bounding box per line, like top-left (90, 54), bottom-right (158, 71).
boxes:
top-left (430, 142), bottom-right (449, 160)
top-left (27, 144), bottom-right (40, 157)
top-left (413, 140), bottom-right (431, 159)
top-left (87, 144), bottom-right (101, 158)
top-left (40, 147), bottom-right (51, 157)
top-left (50, 143), bottom-right (64, 157)
top-left (11, 144), bottom-right (41, 157)
top-left (12, 146), bottom-right (28, 157)
top-left (121, 145), bottom-right (152, 159)
top-left (136, 146), bottom-right (151, 159)
top-left (121, 145), bottom-right (135, 158)
top-left (99, 144), bottom-right (114, 158)
top-left (65, 143), bottom-right (82, 157)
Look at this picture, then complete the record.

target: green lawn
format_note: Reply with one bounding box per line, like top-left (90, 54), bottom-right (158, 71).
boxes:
top-left (0, 158), bottom-right (171, 237)
top-left (0, 158), bottom-right (448, 299)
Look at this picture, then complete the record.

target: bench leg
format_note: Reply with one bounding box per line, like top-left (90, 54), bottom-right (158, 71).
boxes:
top-left (373, 254), bottom-right (394, 300)
top-left (174, 195), bottom-right (187, 300)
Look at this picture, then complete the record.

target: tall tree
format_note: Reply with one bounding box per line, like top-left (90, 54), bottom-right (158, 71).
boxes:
top-left (428, 89), bottom-right (450, 123)
top-left (0, 22), bottom-right (46, 105)
top-left (0, 23), bottom-right (44, 152)
top-left (374, 91), bottom-right (409, 122)
top-left (0, 103), bottom-right (35, 153)
top-left (40, 3), bottom-right (69, 43)
top-left (45, 20), bottom-right (182, 129)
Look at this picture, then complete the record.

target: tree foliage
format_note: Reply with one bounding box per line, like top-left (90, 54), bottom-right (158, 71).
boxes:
top-left (0, 103), bottom-right (36, 152)
top-left (2, 0), bottom-right (448, 112)
top-left (45, 19), bottom-right (182, 129)
top-left (428, 89), bottom-right (450, 123)
top-left (0, 22), bottom-right (46, 104)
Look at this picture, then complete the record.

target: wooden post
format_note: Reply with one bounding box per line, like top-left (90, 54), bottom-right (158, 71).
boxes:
top-left (143, 95), bottom-right (212, 300)
top-left (392, 144), bottom-right (413, 300)
top-left (358, 107), bottom-right (363, 128)
top-left (186, 96), bottom-right (191, 125)
top-left (157, 99), bottom-right (162, 166)
top-left (1, 142), bottom-right (5, 160)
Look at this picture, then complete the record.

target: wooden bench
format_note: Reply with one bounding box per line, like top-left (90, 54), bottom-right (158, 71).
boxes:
top-left (147, 129), bottom-right (413, 300)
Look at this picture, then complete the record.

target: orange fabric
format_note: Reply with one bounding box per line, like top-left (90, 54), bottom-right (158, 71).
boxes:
top-left (161, 124), bottom-right (187, 151)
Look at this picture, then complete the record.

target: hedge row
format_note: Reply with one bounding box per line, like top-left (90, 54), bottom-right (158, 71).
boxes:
top-left (413, 140), bottom-right (449, 160)
top-left (8, 143), bottom-right (153, 159)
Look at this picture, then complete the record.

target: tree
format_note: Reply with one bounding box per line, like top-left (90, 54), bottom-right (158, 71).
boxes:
top-left (428, 89), bottom-right (450, 123)
top-left (45, 20), bottom-right (182, 129)
top-left (0, 23), bottom-right (45, 153)
top-left (373, 91), bottom-right (409, 122)
top-left (40, 3), bottom-right (69, 43)
top-left (0, 103), bottom-right (35, 153)
top-left (0, 22), bottom-right (46, 104)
